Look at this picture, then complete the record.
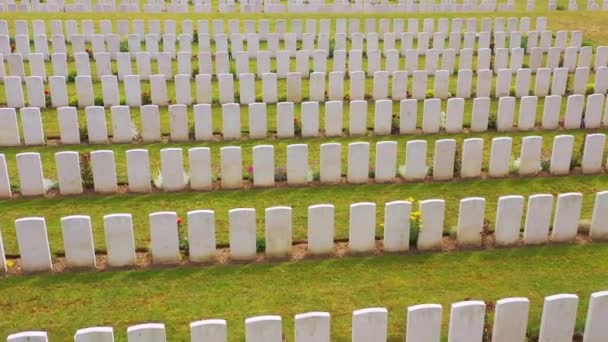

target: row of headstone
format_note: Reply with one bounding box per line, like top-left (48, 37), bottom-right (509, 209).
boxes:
top-left (1, 91), bottom-right (606, 149)
top-left (7, 291), bottom-right (608, 342)
top-left (3, 44), bottom-right (606, 87)
top-left (1, 132), bottom-right (605, 198)
top-left (0, 17), bottom-right (547, 39)
top-left (4, 63), bottom-right (607, 111)
top-left (0, 29), bottom-right (586, 61)
top-left (3, 190), bottom-right (606, 272)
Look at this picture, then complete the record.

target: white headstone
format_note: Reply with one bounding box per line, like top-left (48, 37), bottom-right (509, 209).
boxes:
top-left (229, 208), bottom-right (256, 260)
top-left (349, 203), bottom-right (376, 253)
top-left (61, 215), bottom-right (96, 268)
top-left (551, 192), bottom-right (583, 243)
top-left (307, 204), bottom-right (334, 255)
top-left (91, 150), bottom-right (117, 193)
top-left (15, 217), bottom-right (53, 272)
top-left (457, 197), bottom-right (485, 247)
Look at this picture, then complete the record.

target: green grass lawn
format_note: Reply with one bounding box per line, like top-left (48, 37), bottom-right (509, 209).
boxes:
top-left (0, 173), bottom-right (607, 255)
top-left (2, 244), bottom-right (608, 341)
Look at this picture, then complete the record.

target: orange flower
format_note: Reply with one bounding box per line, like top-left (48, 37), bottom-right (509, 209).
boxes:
top-left (176, 217), bottom-right (183, 225)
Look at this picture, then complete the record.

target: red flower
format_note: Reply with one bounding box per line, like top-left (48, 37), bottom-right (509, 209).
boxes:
top-left (44, 89), bottom-right (50, 96)
top-left (176, 217), bottom-right (183, 225)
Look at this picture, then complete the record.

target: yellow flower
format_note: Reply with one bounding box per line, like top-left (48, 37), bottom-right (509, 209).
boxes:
top-left (6, 260), bottom-right (15, 268)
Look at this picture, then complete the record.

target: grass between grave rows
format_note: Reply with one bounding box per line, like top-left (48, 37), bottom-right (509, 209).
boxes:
top-left (0, 173), bottom-right (607, 255)
top-left (2, 244), bottom-right (608, 340)
top-left (0, 128), bottom-right (600, 185)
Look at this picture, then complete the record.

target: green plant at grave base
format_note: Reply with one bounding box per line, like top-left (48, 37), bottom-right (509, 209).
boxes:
top-left (141, 91), bottom-right (152, 105)
top-left (177, 216), bottom-right (189, 251)
top-left (453, 146), bottom-right (462, 177)
top-left (405, 197), bottom-right (422, 245)
top-left (274, 167), bottom-right (288, 182)
top-left (540, 159), bottom-right (551, 172)
top-left (94, 96), bottom-right (104, 106)
top-left (293, 117), bottom-right (302, 136)
top-left (78, 125), bottom-right (88, 142)
top-left (255, 236), bottom-right (265, 252)
top-left (328, 38), bottom-right (335, 58)
top-left (79, 152), bottom-right (94, 189)
top-left (67, 71), bottom-right (77, 83)
top-left (119, 40), bottom-right (129, 52)
top-left (487, 113), bottom-right (497, 129)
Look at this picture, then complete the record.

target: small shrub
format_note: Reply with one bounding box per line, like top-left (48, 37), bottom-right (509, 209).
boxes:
top-left (410, 212), bottom-right (422, 245)
top-left (293, 118), bottom-right (302, 136)
top-left (79, 126), bottom-right (88, 142)
top-left (119, 40), bottom-right (129, 52)
top-left (556, 4), bottom-right (566, 10)
top-left (570, 142), bottom-right (584, 170)
top-left (581, 39), bottom-right (594, 47)
top-left (520, 35), bottom-right (528, 49)
top-left (94, 96), bottom-right (104, 106)
top-left (141, 91), bottom-right (152, 105)
top-left (191, 67), bottom-right (199, 78)
top-left (44, 89), bottom-right (52, 108)
top-left (586, 83), bottom-right (595, 95)
top-left (67, 71), bottom-right (77, 83)
top-left (68, 96), bottom-right (79, 107)
top-left (391, 114), bottom-right (400, 134)
top-left (522, 63), bottom-right (529, 69)
top-left (425, 89), bottom-right (434, 99)
top-left (328, 38), bottom-right (335, 58)
top-left (425, 165), bottom-right (434, 176)
top-left (255, 94), bottom-right (264, 102)
top-left (80, 152), bottom-right (94, 189)
top-left (453, 146), bottom-right (462, 177)
top-left (119, 96), bottom-right (126, 106)
top-left (509, 85), bottom-right (516, 97)
top-left (578, 219), bottom-right (592, 234)
top-left (192, 29), bottom-right (199, 44)
top-left (310, 170), bottom-right (320, 182)
top-left (277, 95), bottom-right (287, 102)
top-left (540, 159), bottom-right (551, 172)
top-left (177, 217), bottom-right (189, 251)
top-left (368, 170), bottom-right (375, 179)
top-left (274, 167), bottom-right (288, 182)
top-left (256, 237), bottom-right (266, 253)
top-left (487, 113), bottom-right (497, 130)
top-left (343, 91), bottom-right (351, 101)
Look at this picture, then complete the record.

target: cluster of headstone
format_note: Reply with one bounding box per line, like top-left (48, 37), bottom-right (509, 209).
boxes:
top-left (0, 0), bottom-right (553, 13)
top-left (2, 190), bottom-right (606, 272)
top-left (5, 292), bottom-right (608, 340)
top-left (1, 132), bottom-right (607, 197)
top-left (3, 0), bottom-right (608, 12)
